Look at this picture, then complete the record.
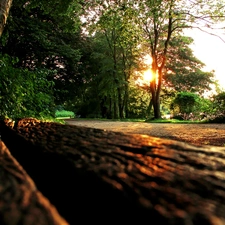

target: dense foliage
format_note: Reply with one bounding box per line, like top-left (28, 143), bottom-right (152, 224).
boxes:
top-left (0, 54), bottom-right (55, 118)
top-left (0, 0), bottom-right (224, 121)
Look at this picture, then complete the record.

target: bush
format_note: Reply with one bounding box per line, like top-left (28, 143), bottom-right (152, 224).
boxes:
top-left (171, 92), bottom-right (200, 115)
top-left (171, 114), bottom-right (184, 120)
top-left (212, 92), bottom-right (225, 115)
top-left (207, 114), bottom-right (225, 123)
top-left (0, 54), bottom-right (55, 119)
top-left (55, 110), bottom-right (75, 118)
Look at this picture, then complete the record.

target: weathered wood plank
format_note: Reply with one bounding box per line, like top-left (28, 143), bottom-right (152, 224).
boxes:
top-left (1, 120), bottom-right (225, 225)
top-left (0, 140), bottom-right (68, 225)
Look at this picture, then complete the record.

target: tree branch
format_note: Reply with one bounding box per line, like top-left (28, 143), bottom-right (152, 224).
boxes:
top-left (0, 0), bottom-right (13, 36)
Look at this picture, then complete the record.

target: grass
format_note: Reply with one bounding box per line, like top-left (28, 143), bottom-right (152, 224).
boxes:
top-left (55, 110), bottom-right (75, 118)
top-left (38, 116), bottom-right (222, 126)
top-left (111, 118), bottom-right (146, 122)
top-left (56, 117), bottom-right (207, 124)
top-left (145, 118), bottom-right (206, 124)
top-left (36, 116), bottom-right (66, 124)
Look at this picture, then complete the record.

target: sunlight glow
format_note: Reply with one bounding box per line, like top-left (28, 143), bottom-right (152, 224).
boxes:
top-left (135, 54), bottom-right (155, 86)
top-left (143, 54), bottom-right (152, 65)
top-left (143, 69), bottom-right (154, 82)
top-left (136, 69), bottom-right (154, 86)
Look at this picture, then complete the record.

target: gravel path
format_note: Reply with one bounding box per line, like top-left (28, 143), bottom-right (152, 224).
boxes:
top-left (65, 119), bottom-right (225, 147)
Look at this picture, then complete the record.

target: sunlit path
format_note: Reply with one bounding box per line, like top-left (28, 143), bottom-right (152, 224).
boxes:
top-left (65, 119), bottom-right (225, 147)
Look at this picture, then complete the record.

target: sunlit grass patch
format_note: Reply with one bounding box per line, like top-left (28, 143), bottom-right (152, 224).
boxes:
top-left (145, 118), bottom-right (206, 124)
top-left (55, 110), bottom-right (75, 119)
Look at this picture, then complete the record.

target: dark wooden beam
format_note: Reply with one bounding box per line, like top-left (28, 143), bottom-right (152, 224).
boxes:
top-left (0, 140), bottom-right (68, 225)
top-left (1, 119), bottom-right (225, 225)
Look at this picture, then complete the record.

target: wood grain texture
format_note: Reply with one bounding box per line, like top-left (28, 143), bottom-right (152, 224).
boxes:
top-left (0, 140), bottom-right (68, 225)
top-left (1, 119), bottom-right (225, 225)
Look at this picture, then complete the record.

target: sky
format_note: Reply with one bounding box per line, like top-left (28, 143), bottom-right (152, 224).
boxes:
top-left (186, 28), bottom-right (225, 91)
top-left (138, 29), bottom-right (225, 92)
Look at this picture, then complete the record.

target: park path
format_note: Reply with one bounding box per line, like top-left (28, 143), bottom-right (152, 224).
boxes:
top-left (65, 119), bottom-right (225, 146)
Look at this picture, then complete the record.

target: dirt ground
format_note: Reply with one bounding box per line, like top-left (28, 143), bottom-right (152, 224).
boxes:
top-left (65, 119), bottom-right (225, 147)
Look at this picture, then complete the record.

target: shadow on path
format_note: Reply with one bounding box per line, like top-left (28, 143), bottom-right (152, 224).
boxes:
top-left (65, 119), bottom-right (225, 146)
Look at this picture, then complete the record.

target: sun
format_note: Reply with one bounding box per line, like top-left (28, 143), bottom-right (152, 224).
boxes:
top-left (135, 69), bottom-right (154, 86)
top-left (143, 69), bottom-right (153, 83)
top-left (135, 54), bottom-right (155, 86)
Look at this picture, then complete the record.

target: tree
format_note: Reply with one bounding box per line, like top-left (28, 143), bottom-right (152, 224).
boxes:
top-left (171, 91), bottom-right (201, 119)
top-left (213, 92), bottom-right (225, 114)
top-left (0, 54), bottom-right (55, 118)
top-left (1, 0), bottom-right (82, 67)
top-left (82, 0), bottom-right (225, 119)
top-left (0, 0), bottom-right (84, 115)
top-left (2, 0), bottom-right (224, 120)
top-left (164, 35), bottom-right (215, 94)
top-left (134, 0), bottom-right (225, 118)
top-left (0, 0), bottom-right (12, 36)
top-left (134, 34), bottom-right (215, 118)
top-left (83, 2), bottom-right (142, 119)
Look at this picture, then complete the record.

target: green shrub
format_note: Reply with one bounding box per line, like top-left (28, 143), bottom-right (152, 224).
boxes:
top-left (212, 92), bottom-right (225, 115)
top-left (55, 110), bottom-right (75, 118)
top-left (171, 92), bottom-right (200, 115)
top-left (0, 54), bottom-right (55, 119)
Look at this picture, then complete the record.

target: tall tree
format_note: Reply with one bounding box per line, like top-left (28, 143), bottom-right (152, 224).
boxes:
top-left (165, 35), bottom-right (215, 94)
top-left (0, 0), bottom-right (83, 118)
top-left (83, 0), bottom-right (225, 119)
top-left (83, 1), bottom-right (141, 119)
top-left (135, 0), bottom-right (225, 118)
top-left (0, 0), bottom-right (12, 36)
top-left (0, 0), bottom-right (83, 106)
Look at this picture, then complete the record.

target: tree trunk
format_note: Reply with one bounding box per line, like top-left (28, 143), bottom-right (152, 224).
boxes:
top-left (124, 83), bottom-right (129, 118)
top-left (117, 87), bottom-right (124, 119)
top-left (146, 97), bottom-right (153, 118)
top-left (113, 95), bottom-right (119, 119)
top-left (0, 0), bottom-right (12, 37)
top-left (154, 90), bottom-right (161, 119)
top-left (152, 96), bottom-right (161, 119)
top-left (106, 97), bottom-right (113, 119)
top-left (150, 76), bottom-right (161, 119)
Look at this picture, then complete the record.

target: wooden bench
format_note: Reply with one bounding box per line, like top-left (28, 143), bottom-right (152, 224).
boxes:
top-left (1, 119), bottom-right (225, 224)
